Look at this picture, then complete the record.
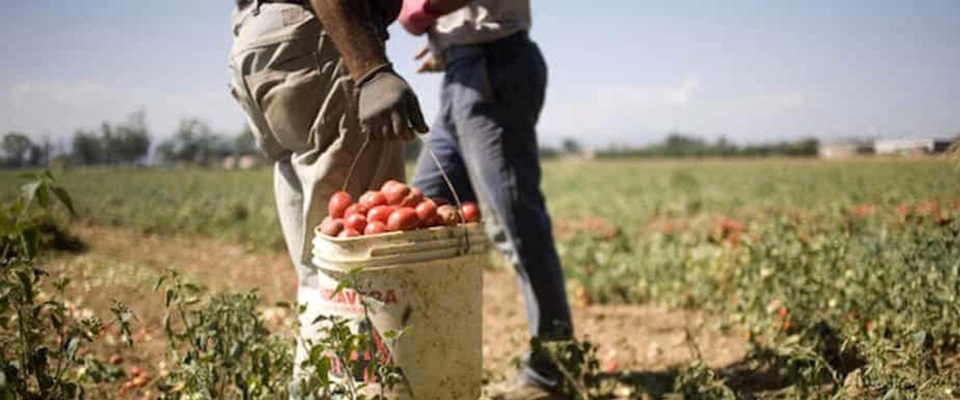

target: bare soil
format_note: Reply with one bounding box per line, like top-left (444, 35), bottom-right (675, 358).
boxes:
top-left (44, 222), bottom-right (748, 398)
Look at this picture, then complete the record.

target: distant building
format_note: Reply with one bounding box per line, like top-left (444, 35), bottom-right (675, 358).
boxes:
top-left (819, 140), bottom-right (874, 159)
top-left (874, 138), bottom-right (955, 156)
top-left (222, 155), bottom-right (238, 170)
top-left (221, 155), bottom-right (263, 170)
top-left (237, 155), bottom-right (262, 170)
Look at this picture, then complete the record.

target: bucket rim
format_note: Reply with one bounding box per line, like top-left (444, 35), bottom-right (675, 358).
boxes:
top-left (312, 223), bottom-right (487, 272)
top-left (311, 250), bottom-right (486, 273)
top-left (313, 223), bottom-right (482, 243)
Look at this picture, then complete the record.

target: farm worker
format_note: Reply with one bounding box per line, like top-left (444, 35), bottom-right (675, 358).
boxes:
top-left (399, 1), bottom-right (575, 399)
top-left (227, 0), bottom-right (427, 392)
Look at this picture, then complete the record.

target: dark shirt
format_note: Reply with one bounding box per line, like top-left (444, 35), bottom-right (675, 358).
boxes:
top-left (236, 0), bottom-right (399, 40)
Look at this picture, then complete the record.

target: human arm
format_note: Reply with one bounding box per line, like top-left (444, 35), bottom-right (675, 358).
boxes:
top-left (399, 0), bottom-right (472, 36)
top-left (308, 0), bottom-right (388, 82)
top-left (405, 0), bottom-right (474, 72)
top-left (308, 0), bottom-right (428, 139)
top-left (414, 44), bottom-right (444, 73)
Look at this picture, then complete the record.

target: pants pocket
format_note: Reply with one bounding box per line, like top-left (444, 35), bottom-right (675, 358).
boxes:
top-left (230, 63), bottom-right (290, 160)
top-left (244, 40), bottom-right (352, 155)
top-left (244, 59), bottom-right (321, 153)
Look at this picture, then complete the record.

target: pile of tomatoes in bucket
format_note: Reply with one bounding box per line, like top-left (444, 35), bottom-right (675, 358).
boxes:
top-left (320, 180), bottom-right (481, 238)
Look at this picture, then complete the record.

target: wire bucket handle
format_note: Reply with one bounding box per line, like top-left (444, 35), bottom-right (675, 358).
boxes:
top-left (341, 135), bottom-right (473, 255)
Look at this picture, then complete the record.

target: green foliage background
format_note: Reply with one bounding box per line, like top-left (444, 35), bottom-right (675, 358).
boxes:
top-left (2, 158), bottom-right (960, 398)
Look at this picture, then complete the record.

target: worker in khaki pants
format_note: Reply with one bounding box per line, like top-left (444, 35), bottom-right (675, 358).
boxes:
top-left (228, 0), bottom-right (427, 393)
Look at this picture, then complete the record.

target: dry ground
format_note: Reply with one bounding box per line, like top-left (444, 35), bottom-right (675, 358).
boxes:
top-left (43, 222), bottom-right (748, 398)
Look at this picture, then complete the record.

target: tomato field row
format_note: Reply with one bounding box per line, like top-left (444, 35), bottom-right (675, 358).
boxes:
top-left (5, 159), bottom-right (953, 251)
top-left (2, 158), bottom-right (958, 398)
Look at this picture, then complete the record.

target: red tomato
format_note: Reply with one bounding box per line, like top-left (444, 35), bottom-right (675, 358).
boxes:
top-left (603, 358), bottom-right (619, 373)
top-left (338, 228), bottom-right (361, 238)
top-left (319, 216), bottom-right (344, 236)
top-left (344, 213), bottom-right (367, 233)
top-left (380, 179), bottom-right (402, 192)
top-left (344, 203), bottom-right (370, 218)
top-left (384, 183), bottom-right (411, 205)
top-left (364, 221), bottom-right (389, 235)
top-left (328, 191), bottom-right (352, 218)
top-left (436, 205), bottom-right (460, 226)
top-left (359, 190), bottom-right (388, 209)
top-left (460, 202), bottom-right (481, 223)
top-left (367, 205), bottom-right (394, 224)
top-left (415, 199), bottom-right (438, 225)
top-left (132, 375), bottom-right (149, 387)
top-left (387, 207), bottom-right (420, 231)
top-left (399, 187), bottom-right (424, 207)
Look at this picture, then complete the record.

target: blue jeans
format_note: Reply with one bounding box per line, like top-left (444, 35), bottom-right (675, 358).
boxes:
top-left (411, 32), bottom-right (574, 388)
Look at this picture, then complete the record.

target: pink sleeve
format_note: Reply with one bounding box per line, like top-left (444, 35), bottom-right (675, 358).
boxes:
top-left (399, 0), bottom-right (444, 36)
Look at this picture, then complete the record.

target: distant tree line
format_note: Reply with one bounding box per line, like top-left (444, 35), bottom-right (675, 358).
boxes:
top-left (597, 133), bottom-right (819, 158)
top-left (1, 132), bottom-right (51, 168)
top-left (17, 120), bottom-right (955, 168)
top-left (155, 118), bottom-right (258, 166)
top-left (1, 111), bottom-right (262, 169)
top-left (71, 110), bottom-right (151, 165)
top-left (538, 133), bottom-right (820, 159)
top-left (539, 138), bottom-right (586, 159)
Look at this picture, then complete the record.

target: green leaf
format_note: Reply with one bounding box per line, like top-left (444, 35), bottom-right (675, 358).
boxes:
top-left (66, 337), bottom-right (80, 360)
top-left (332, 280), bottom-right (353, 297)
top-left (315, 355), bottom-right (332, 376)
top-left (50, 312), bottom-right (63, 331)
top-left (382, 329), bottom-right (405, 341)
top-left (55, 276), bottom-right (70, 292)
top-left (20, 180), bottom-right (42, 209)
top-left (51, 187), bottom-right (77, 216)
top-left (120, 326), bottom-right (134, 347)
top-left (163, 314), bottom-right (172, 336)
top-left (312, 315), bottom-right (327, 325)
top-left (62, 382), bottom-right (78, 399)
top-left (35, 183), bottom-right (50, 209)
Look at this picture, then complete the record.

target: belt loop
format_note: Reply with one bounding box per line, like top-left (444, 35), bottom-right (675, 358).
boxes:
top-left (253, 0), bottom-right (262, 16)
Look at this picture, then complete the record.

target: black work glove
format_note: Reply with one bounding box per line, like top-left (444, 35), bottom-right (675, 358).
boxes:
top-left (357, 66), bottom-right (429, 140)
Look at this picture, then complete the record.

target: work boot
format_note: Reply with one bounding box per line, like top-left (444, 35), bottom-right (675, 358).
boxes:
top-left (485, 379), bottom-right (567, 400)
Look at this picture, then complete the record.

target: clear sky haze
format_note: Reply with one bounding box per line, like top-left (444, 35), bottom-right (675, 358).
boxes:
top-left (2, 0), bottom-right (958, 148)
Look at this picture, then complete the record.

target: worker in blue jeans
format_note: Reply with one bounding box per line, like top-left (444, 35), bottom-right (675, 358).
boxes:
top-left (400, 1), bottom-right (574, 399)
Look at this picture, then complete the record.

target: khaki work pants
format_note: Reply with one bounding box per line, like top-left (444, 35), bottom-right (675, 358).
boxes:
top-left (228, 1), bottom-right (405, 382)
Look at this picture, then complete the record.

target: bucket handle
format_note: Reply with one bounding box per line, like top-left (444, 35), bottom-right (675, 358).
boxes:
top-left (342, 135), bottom-right (473, 255)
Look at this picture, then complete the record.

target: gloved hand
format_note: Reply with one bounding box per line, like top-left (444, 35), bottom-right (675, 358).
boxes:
top-left (399, 0), bottom-right (443, 36)
top-left (357, 66), bottom-right (429, 140)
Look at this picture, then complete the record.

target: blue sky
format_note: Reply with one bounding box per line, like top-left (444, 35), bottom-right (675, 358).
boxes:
top-left (1, 0), bottom-right (958, 149)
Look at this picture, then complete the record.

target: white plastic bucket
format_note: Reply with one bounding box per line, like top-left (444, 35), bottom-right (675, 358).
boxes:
top-left (304, 223), bottom-right (487, 399)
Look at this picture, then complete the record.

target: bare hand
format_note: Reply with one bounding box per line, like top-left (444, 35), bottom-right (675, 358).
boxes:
top-left (415, 45), bottom-right (444, 73)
